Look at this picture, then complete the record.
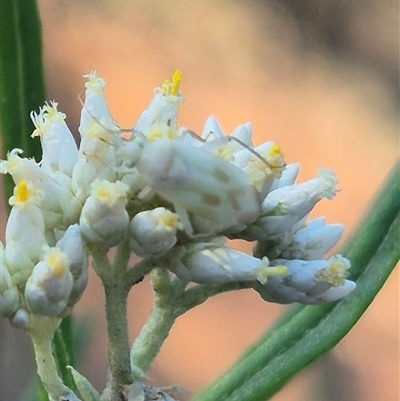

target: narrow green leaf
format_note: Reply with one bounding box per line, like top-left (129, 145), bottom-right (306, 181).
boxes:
top-left (193, 163), bottom-right (399, 401)
top-left (53, 325), bottom-right (78, 393)
top-left (68, 366), bottom-right (100, 401)
top-left (59, 316), bottom-right (77, 367)
top-left (0, 0), bottom-right (46, 200)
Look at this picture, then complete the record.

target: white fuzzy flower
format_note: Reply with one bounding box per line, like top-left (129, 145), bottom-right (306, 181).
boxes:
top-left (0, 243), bottom-right (20, 318)
top-left (168, 244), bottom-right (287, 284)
top-left (0, 69), bottom-right (356, 310)
top-left (129, 208), bottom-right (183, 256)
top-left (280, 217), bottom-right (344, 260)
top-left (253, 255), bottom-right (355, 304)
top-left (5, 180), bottom-right (47, 289)
top-left (1, 149), bottom-right (81, 229)
top-left (24, 247), bottom-right (73, 316)
top-left (56, 224), bottom-right (88, 309)
top-left (80, 179), bottom-right (130, 247)
top-left (242, 168), bottom-right (339, 243)
top-left (134, 70), bottom-right (184, 136)
top-left (71, 71), bottom-right (120, 201)
top-left (31, 101), bottom-right (78, 178)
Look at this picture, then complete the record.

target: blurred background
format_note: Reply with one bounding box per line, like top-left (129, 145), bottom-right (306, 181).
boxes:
top-left (0, 1), bottom-right (398, 400)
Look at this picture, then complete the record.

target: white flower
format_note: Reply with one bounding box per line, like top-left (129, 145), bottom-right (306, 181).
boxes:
top-left (241, 168), bottom-right (339, 243)
top-left (2, 149), bottom-right (81, 229)
top-left (9, 308), bottom-right (31, 329)
top-left (80, 180), bottom-right (130, 247)
top-left (253, 255), bottom-right (355, 304)
top-left (1, 69), bottom-right (356, 310)
top-left (0, 243), bottom-right (20, 318)
top-left (280, 217), bottom-right (344, 260)
top-left (56, 224), bottom-right (88, 309)
top-left (71, 71), bottom-right (120, 201)
top-left (24, 247), bottom-right (73, 316)
top-left (270, 163), bottom-right (300, 191)
top-left (31, 101), bottom-right (78, 178)
top-left (168, 244), bottom-right (287, 284)
top-left (129, 208), bottom-right (183, 256)
top-left (134, 70), bottom-right (184, 136)
top-left (5, 180), bottom-right (47, 289)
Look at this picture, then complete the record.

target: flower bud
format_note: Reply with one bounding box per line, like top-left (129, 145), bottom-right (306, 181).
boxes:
top-left (270, 163), bottom-right (300, 191)
top-left (129, 208), bottom-right (183, 256)
top-left (72, 71), bottom-right (120, 200)
top-left (168, 244), bottom-right (287, 284)
top-left (281, 218), bottom-right (344, 260)
top-left (134, 70), bottom-right (183, 135)
top-left (56, 224), bottom-right (88, 308)
top-left (80, 180), bottom-right (129, 247)
top-left (24, 248), bottom-right (73, 316)
top-left (5, 180), bottom-right (47, 289)
top-left (9, 308), bottom-right (31, 329)
top-left (244, 168), bottom-right (339, 242)
top-left (253, 254), bottom-right (355, 304)
top-left (31, 101), bottom-right (78, 177)
top-left (1, 243), bottom-right (20, 317)
top-left (2, 149), bottom-right (81, 229)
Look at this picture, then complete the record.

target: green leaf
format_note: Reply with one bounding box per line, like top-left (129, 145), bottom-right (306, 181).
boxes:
top-left (53, 320), bottom-right (78, 394)
top-left (193, 162), bottom-right (400, 401)
top-left (0, 0), bottom-right (46, 201)
top-left (68, 366), bottom-right (100, 401)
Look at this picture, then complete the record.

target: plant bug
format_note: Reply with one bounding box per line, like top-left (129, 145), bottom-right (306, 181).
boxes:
top-left (134, 137), bottom-right (263, 235)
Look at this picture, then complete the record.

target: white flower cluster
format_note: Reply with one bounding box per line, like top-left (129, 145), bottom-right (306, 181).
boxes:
top-left (0, 70), bottom-right (355, 325)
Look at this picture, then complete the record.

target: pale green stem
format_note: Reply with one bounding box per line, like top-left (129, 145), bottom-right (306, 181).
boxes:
top-left (180, 281), bottom-right (253, 311)
top-left (28, 315), bottom-right (81, 401)
top-left (125, 257), bottom-right (157, 288)
top-left (130, 297), bottom-right (178, 377)
top-left (93, 241), bottom-right (135, 401)
top-left (103, 279), bottom-right (133, 387)
top-left (130, 269), bottom-right (183, 377)
top-left (130, 274), bottom-right (253, 377)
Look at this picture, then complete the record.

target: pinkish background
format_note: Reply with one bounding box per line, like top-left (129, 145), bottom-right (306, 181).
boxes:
top-left (1, 1), bottom-right (398, 401)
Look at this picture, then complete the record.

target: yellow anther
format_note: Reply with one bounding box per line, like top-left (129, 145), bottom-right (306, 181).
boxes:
top-left (148, 127), bottom-right (164, 142)
top-left (48, 251), bottom-right (68, 278)
top-left (96, 186), bottom-right (110, 200)
top-left (15, 180), bottom-right (31, 203)
top-left (167, 129), bottom-right (178, 140)
top-left (159, 212), bottom-right (183, 230)
top-left (315, 260), bottom-right (348, 287)
top-left (270, 144), bottom-right (282, 157)
top-left (171, 70), bottom-right (182, 96)
top-left (214, 141), bottom-right (238, 162)
top-left (256, 264), bottom-right (288, 284)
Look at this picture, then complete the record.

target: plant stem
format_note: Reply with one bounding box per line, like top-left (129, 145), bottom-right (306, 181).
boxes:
top-left (93, 241), bottom-right (135, 400)
top-left (28, 315), bottom-right (80, 401)
top-left (130, 273), bottom-right (253, 377)
top-left (102, 276), bottom-right (133, 397)
top-left (130, 296), bottom-right (177, 376)
top-left (130, 269), bottom-right (181, 377)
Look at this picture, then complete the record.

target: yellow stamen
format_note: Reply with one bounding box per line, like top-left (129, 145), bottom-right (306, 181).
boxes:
top-left (48, 251), bottom-right (68, 278)
top-left (96, 186), bottom-right (111, 201)
top-left (15, 180), bottom-right (31, 203)
top-left (315, 260), bottom-right (349, 287)
top-left (171, 70), bottom-right (182, 96)
top-left (256, 264), bottom-right (288, 284)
